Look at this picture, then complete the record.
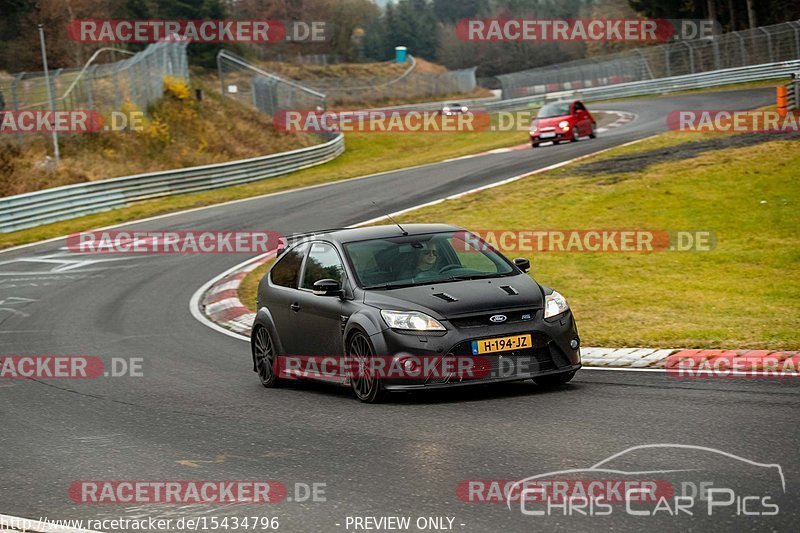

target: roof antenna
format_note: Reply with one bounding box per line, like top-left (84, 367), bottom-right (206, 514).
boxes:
top-left (373, 202), bottom-right (408, 235)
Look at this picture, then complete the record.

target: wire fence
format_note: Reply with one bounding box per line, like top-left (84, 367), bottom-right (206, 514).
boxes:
top-left (1, 41), bottom-right (189, 144)
top-left (498, 20), bottom-right (800, 99)
top-left (304, 57), bottom-right (478, 106)
top-left (217, 49), bottom-right (477, 110)
top-left (217, 49), bottom-right (328, 117)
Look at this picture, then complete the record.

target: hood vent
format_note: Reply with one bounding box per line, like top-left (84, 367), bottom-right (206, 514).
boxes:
top-left (500, 285), bottom-right (519, 296)
top-left (433, 292), bottom-right (458, 302)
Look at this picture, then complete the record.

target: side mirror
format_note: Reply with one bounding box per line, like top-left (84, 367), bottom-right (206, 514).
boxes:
top-left (313, 278), bottom-right (341, 296)
top-left (513, 257), bottom-right (531, 273)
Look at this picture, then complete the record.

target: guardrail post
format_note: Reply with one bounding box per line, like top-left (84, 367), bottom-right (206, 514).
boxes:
top-left (665, 47), bottom-right (672, 77)
top-left (734, 32), bottom-right (748, 65)
top-left (759, 27), bottom-right (774, 63)
top-left (217, 51), bottom-right (227, 101)
top-left (683, 41), bottom-right (696, 74)
top-left (11, 74), bottom-right (24, 145)
top-left (84, 65), bottom-right (96, 110)
top-left (790, 21), bottom-right (800, 59)
top-left (112, 63), bottom-right (122, 110)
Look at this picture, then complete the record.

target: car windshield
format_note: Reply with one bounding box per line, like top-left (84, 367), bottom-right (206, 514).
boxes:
top-left (343, 231), bottom-right (516, 289)
top-left (537, 102), bottom-right (571, 118)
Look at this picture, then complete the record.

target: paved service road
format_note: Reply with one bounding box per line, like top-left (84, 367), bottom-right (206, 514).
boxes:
top-left (2, 88), bottom-right (797, 532)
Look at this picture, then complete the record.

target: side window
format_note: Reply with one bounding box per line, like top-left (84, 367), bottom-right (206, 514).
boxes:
top-left (270, 243), bottom-right (308, 288)
top-left (446, 234), bottom-right (501, 272)
top-left (575, 102), bottom-right (586, 112)
top-left (301, 242), bottom-right (345, 290)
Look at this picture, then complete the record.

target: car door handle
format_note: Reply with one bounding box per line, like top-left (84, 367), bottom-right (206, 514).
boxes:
top-left (290, 302), bottom-right (301, 312)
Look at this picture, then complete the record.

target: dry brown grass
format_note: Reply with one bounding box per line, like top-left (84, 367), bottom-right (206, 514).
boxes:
top-left (258, 60), bottom-right (409, 81)
top-left (0, 79), bottom-right (316, 197)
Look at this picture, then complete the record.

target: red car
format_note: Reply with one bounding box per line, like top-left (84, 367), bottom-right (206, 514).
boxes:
top-left (529, 100), bottom-right (596, 147)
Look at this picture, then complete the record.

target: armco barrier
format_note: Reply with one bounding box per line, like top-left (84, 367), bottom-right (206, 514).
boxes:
top-left (482, 60), bottom-right (800, 112)
top-left (3, 60), bottom-right (796, 233)
top-left (0, 133), bottom-right (344, 233)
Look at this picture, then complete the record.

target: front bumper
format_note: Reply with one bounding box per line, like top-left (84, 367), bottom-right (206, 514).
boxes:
top-left (368, 309), bottom-right (581, 391)
top-left (531, 130), bottom-right (571, 143)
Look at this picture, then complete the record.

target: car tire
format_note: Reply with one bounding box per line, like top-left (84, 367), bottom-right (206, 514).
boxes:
top-left (348, 331), bottom-right (386, 403)
top-left (589, 122), bottom-right (597, 139)
top-left (571, 126), bottom-right (580, 142)
top-left (533, 370), bottom-right (576, 387)
top-left (253, 326), bottom-right (281, 388)
top-left (531, 142), bottom-right (539, 148)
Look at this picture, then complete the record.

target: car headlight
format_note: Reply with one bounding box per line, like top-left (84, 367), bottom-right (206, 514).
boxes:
top-left (543, 291), bottom-right (569, 319)
top-left (381, 310), bottom-right (446, 331)
top-left (530, 125), bottom-right (538, 133)
top-left (558, 120), bottom-right (570, 131)
top-left (461, 106), bottom-right (468, 113)
top-left (442, 107), bottom-right (450, 113)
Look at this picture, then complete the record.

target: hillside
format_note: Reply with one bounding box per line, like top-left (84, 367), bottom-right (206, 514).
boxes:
top-left (0, 78), bottom-right (317, 197)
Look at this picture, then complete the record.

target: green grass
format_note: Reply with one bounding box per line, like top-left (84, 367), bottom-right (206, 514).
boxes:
top-left (235, 130), bottom-right (800, 350)
top-left (385, 131), bottom-right (799, 349)
top-left (1, 113), bottom-right (532, 250)
top-left (239, 259), bottom-right (274, 311)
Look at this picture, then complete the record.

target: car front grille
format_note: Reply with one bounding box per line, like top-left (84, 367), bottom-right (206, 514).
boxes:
top-left (448, 309), bottom-right (540, 329)
top-left (425, 332), bottom-right (554, 385)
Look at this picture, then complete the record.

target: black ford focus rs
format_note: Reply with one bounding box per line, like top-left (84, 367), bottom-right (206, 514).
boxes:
top-left (251, 224), bottom-right (581, 402)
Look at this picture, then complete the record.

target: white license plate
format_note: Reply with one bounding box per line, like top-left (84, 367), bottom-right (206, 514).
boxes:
top-left (539, 133), bottom-right (555, 139)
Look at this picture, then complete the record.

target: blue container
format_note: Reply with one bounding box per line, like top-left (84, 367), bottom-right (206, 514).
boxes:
top-left (395, 46), bottom-right (408, 63)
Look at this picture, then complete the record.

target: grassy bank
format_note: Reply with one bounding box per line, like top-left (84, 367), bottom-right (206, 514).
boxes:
top-left (1, 78), bottom-right (316, 197)
top-left (1, 110), bottom-right (535, 250)
top-left (236, 129), bottom-right (799, 350)
top-left (385, 131), bottom-right (799, 349)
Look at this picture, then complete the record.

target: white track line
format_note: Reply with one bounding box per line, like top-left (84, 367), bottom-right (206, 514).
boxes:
top-left (0, 149), bottom-right (518, 257)
top-left (188, 251), bottom-right (274, 342)
top-left (0, 110), bottom-right (639, 257)
top-left (190, 134), bottom-right (657, 345)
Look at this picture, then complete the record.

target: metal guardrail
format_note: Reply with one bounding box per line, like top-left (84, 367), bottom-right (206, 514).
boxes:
top-left (498, 20), bottom-right (800, 99)
top-left (3, 57), bottom-right (794, 234)
top-left (477, 60), bottom-right (800, 112)
top-left (0, 134), bottom-right (344, 233)
top-left (787, 72), bottom-right (799, 110)
top-left (573, 60), bottom-right (800, 102)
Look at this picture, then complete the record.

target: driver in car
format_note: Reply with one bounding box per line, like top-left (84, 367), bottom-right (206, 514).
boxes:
top-left (413, 243), bottom-right (440, 279)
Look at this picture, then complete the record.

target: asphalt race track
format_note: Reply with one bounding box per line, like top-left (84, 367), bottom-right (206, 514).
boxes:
top-left (2, 88), bottom-right (797, 532)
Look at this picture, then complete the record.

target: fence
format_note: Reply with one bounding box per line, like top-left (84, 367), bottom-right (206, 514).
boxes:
top-left (218, 49), bottom-right (477, 109)
top-left (217, 49), bottom-right (328, 116)
top-left (305, 56), bottom-right (478, 106)
top-left (0, 133), bottom-right (344, 233)
top-left (498, 20), bottom-right (800, 99)
top-left (478, 60), bottom-right (800, 114)
top-left (1, 41), bottom-right (189, 144)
